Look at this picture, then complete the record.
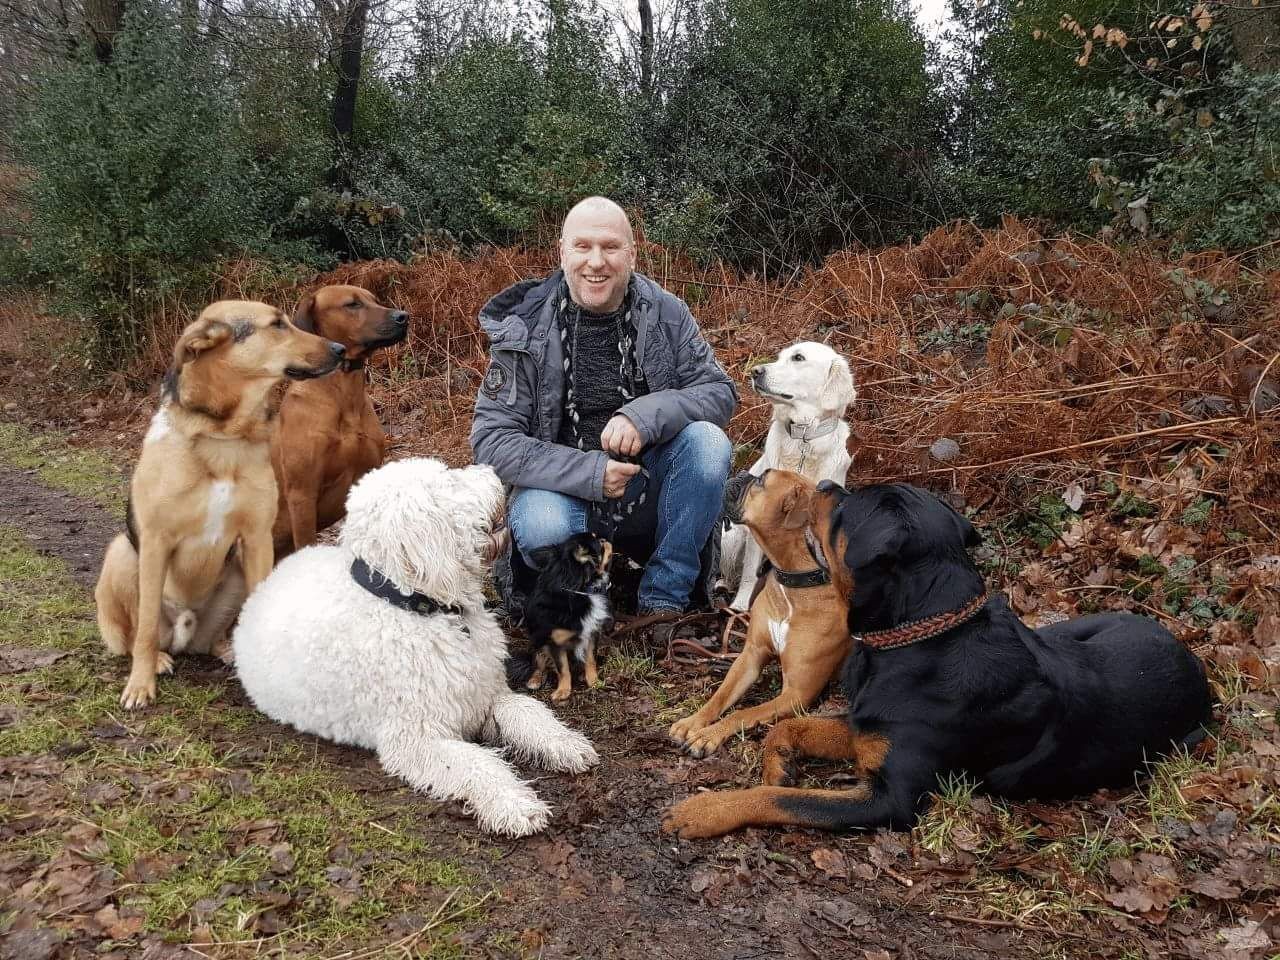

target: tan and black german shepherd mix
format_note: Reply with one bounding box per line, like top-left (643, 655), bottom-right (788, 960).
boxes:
top-left (95, 301), bottom-right (344, 709)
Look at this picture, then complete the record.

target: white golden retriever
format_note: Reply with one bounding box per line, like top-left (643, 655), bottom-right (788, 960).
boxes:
top-left (718, 342), bottom-right (856, 611)
top-left (232, 458), bottom-right (599, 837)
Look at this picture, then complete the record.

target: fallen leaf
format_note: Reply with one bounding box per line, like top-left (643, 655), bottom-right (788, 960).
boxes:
top-left (689, 867), bottom-right (716, 894)
top-left (268, 843), bottom-right (295, 876)
top-left (1218, 919), bottom-right (1271, 954)
top-left (811, 847), bottom-right (849, 879)
top-left (1063, 482), bottom-right (1085, 512)
top-left (1188, 875), bottom-right (1241, 900)
top-left (531, 837), bottom-right (574, 877)
top-left (0, 647), bottom-right (71, 674)
top-left (93, 905), bottom-right (144, 940)
top-left (0, 928), bottom-right (63, 960)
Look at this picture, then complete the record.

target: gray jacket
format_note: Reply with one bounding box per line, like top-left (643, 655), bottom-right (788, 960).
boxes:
top-left (470, 270), bottom-right (738, 501)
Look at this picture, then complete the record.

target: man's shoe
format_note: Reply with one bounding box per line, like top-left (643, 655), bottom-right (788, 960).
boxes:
top-left (638, 607), bottom-right (681, 660)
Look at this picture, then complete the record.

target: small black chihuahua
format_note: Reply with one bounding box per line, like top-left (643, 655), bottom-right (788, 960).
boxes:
top-left (511, 533), bottom-right (613, 704)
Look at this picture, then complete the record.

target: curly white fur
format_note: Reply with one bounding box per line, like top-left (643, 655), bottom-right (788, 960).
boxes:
top-left (232, 457), bottom-right (599, 837)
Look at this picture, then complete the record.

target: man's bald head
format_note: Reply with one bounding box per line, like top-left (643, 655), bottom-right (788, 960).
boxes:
top-left (561, 196), bottom-right (634, 248)
top-left (560, 196), bottom-right (636, 313)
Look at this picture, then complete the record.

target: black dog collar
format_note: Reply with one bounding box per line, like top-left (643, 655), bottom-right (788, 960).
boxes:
top-left (765, 528), bottom-right (832, 589)
top-left (350, 557), bottom-right (467, 621)
top-left (340, 357), bottom-right (366, 373)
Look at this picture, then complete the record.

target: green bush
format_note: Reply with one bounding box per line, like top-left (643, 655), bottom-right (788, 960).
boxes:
top-left (14, 8), bottom-right (263, 355)
top-left (1090, 67), bottom-right (1280, 249)
top-left (651, 0), bottom-right (944, 266)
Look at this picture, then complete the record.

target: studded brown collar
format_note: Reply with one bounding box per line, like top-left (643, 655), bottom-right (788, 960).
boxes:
top-left (855, 593), bottom-right (989, 651)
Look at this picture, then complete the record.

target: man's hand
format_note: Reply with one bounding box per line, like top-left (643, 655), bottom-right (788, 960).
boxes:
top-left (601, 414), bottom-right (643, 457)
top-left (603, 459), bottom-right (641, 498)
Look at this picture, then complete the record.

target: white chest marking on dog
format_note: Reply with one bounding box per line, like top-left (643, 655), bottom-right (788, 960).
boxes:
top-left (574, 593), bottom-right (610, 661)
top-left (202, 481), bottom-right (235, 544)
top-left (145, 407), bottom-right (173, 444)
top-left (768, 618), bottom-right (790, 654)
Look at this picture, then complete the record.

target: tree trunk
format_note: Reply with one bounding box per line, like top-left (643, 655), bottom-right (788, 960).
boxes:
top-left (1223, 2), bottom-right (1280, 73)
top-left (638, 0), bottom-right (653, 97)
top-left (84, 0), bottom-right (125, 64)
top-left (330, 0), bottom-right (369, 141)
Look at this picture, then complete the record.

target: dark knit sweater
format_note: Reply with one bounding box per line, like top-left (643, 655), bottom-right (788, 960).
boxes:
top-left (557, 305), bottom-right (638, 451)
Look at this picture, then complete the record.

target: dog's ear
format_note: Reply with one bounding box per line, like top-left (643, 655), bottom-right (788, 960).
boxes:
top-left (819, 355), bottom-right (855, 413)
top-left (172, 320), bottom-right (232, 367)
top-left (842, 511), bottom-right (907, 572)
top-left (781, 487), bottom-right (813, 530)
top-left (292, 293), bottom-right (318, 333)
top-left (921, 487), bottom-right (981, 551)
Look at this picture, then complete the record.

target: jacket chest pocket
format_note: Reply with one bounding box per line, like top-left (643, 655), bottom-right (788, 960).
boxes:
top-left (488, 346), bottom-right (544, 436)
top-left (483, 348), bottom-right (525, 407)
top-left (642, 330), bottom-right (674, 391)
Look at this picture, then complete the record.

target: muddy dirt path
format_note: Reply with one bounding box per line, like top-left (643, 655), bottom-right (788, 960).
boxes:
top-left (0, 463), bottom-right (1042, 960)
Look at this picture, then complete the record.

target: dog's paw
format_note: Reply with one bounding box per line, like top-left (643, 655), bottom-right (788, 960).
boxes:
top-left (550, 686), bottom-right (573, 704)
top-left (120, 674), bottom-right (157, 710)
top-left (154, 651), bottom-right (175, 676)
top-left (538, 732), bottom-right (600, 774)
top-left (761, 745), bottom-right (798, 787)
top-left (668, 714), bottom-right (707, 745)
top-left (661, 794), bottom-right (736, 839)
top-left (683, 725), bottom-right (729, 759)
top-left (211, 636), bottom-right (235, 666)
top-left (476, 788), bottom-right (553, 837)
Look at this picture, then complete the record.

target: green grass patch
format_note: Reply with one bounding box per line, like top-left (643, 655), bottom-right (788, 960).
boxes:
top-left (0, 529), bottom-right (491, 954)
top-left (0, 420), bottom-right (128, 515)
top-left (0, 525), bottom-right (100, 655)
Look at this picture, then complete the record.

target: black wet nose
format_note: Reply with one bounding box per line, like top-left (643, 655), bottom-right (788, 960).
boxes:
top-left (390, 310), bottom-right (409, 328)
top-left (751, 365), bottom-right (765, 376)
top-left (329, 342), bottom-right (346, 358)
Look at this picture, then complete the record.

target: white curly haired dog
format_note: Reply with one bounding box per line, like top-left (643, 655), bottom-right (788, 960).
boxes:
top-left (232, 457), bottom-right (599, 837)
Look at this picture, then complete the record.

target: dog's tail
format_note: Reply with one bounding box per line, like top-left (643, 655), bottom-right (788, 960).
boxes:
top-left (505, 652), bottom-right (537, 687)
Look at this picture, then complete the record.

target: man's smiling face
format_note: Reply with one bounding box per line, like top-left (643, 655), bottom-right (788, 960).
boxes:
top-left (560, 198), bottom-right (636, 314)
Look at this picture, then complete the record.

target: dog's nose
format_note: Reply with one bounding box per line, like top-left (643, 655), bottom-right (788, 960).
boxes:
top-left (390, 311), bottom-right (409, 328)
top-left (329, 342), bottom-right (346, 358)
top-left (751, 365), bottom-right (765, 376)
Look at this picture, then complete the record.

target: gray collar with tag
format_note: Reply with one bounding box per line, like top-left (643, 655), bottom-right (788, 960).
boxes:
top-left (786, 417), bottom-right (842, 442)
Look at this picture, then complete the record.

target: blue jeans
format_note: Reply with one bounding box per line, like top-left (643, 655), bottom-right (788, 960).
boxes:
top-left (508, 421), bottom-right (732, 612)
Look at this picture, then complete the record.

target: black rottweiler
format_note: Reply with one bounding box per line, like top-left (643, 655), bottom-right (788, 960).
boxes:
top-left (663, 475), bottom-right (1214, 837)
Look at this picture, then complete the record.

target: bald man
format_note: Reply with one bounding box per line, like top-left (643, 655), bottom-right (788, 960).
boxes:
top-left (471, 197), bottom-right (737, 634)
